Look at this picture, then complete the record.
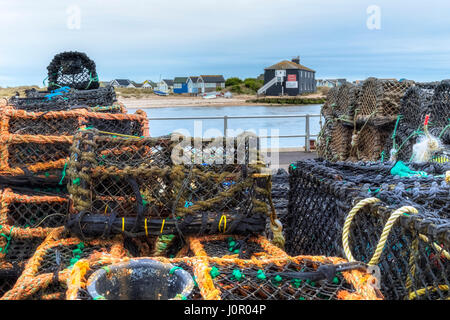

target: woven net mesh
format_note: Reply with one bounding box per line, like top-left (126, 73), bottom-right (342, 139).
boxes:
top-left (205, 257), bottom-right (375, 300)
top-left (317, 78), bottom-right (421, 162)
top-left (187, 235), bottom-right (287, 261)
top-left (321, 87), bottom-right (339, 118)
top-left (66, 129), bottom-right (272, 238)
top-left (383, 82), bottom-right (450, 162)
top-left (1, 238), bottom-right (44, 270)
top-left (0, 106), bottom-right (148, 175)
top-left (1, 188), bottom-right (68, 231)
top-left (9, 86), bottom-right (117, 112)
top-left (350, 124), bottom-right (392, 162)
top-left (285, 159), bottom-right (449, 300)
top-left (47, 51), bottom-right (99, 91)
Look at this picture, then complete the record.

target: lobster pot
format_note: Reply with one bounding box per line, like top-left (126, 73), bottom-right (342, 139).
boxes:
top-left (286, 159), bottom-right (449, 300)
top-left (10, 86), bottom-right (118, 112)
top-left (0, 187), bottom-right (70, 295)
top-left (66, 129), bottom-right (272, 239)
top-left (349, 124), bottom-right (392, 162)
top-left (383, 81), bottom-right (450, 162)
top-left (47, 51), bottom-right (100, 91)
top-left (183, 234), bottom-right (288, 261)
top-left (356, 78), bottom-right (414, 118)
top-left (332, 123), bottom-right (353, 161)
top-left (1, 228), bottom-right (129, 300)
top-left (321, 87), bottom-right (339, 118)
top-left (328, 83), bottom-right (360, 120)
top-left (316, 77), bottom-right (410, 163)
top-left (0, 106), bottom-right (148, 175)
top-left (197, 256), bottom-right (382, 300)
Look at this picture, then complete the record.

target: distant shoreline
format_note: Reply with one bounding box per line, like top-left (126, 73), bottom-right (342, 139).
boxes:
top-left (119, 94), bottom-right (325, 109)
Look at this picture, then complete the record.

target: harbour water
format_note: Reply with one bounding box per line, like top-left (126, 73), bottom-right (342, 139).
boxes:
top-left (128, 104), bottom-right (323, 148)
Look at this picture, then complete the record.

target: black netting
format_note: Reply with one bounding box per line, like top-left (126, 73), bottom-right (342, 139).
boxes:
top-left (35, 243), bottom-right (112, 276)
top-left (3, 238), bottom-right (44, 269)
top-left (209, 259), bottom-right (356, 300)
top-left (6, 200), bottom-right (68, 229)
top-left (7, 142), bottom-right (71, 168)
top-left (0, 268), bottom-right (21, 298)
top-left (8, 117), bottom-right (79, 136)
top-left (83, 117), bottom-right (144, 136)
top-left (201, 237), bottom-right (265, 259)
top-left (9, 86), bottom-right (117, 112)
top-left (285, 159), bottom-right (449, 300)
top-left (47, 51), bottom-right (99, 91)
top-left (270, 169), bottom-right (289, 218)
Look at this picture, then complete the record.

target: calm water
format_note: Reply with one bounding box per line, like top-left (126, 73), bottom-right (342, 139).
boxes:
top-left (127, 104), bottom-right (323, 148)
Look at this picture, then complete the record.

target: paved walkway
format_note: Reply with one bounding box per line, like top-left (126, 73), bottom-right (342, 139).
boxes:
top-left (262, 150), bottom-right (317, 171)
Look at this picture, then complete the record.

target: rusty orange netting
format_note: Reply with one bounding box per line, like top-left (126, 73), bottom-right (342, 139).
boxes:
top-left (0, 106), bottom-right (149, 176)
top-left (0, 230), bottom-right (383, 300)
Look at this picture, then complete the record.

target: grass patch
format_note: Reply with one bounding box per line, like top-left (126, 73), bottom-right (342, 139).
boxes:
top-left (0, 86), bottom-right (40, 98)
top-left (246, 97), bottom-right (326, 105)
top-left (114, 87), bottom-right (155, 99)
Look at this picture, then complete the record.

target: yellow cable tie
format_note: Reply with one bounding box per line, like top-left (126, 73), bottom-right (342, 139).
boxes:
top-left (104, 205), bottom-right (108, 214)
top-left (160, 219), bottom-right (165, 234)
top-left (218, 215), bottom-right (227, 233)
top-left (145, 218), bottom-right (148, 236)
top-left (122, 217), bottom-right (125, 232)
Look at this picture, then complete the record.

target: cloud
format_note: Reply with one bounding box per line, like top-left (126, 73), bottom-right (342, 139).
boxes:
top-left (0, 0), bottom-right (449, 85)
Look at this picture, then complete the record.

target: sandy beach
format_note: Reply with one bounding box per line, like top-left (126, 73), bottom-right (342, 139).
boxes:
top-left (118, 94), bottom-right (257, 108)
top-left (118, 93), bottom-right (325, 109)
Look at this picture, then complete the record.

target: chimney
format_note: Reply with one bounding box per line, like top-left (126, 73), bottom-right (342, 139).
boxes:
top-left (292, 56), bottom-right (300, 64)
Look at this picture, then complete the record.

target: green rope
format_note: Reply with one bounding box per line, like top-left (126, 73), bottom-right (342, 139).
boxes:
top-left (169, 266), bottom-right (183, 275)
top-left (210, 266), bottom-right (220, 279)
top-left (69, 242), bottom-right (85, 266)
top-left (86, 72), bottom-right (99, 89)
top-left (59, 162), bottom-right (68, 185)
top-left (0, 226), bottom-right (14, 255)
top-left (439, 123), bottom-right (450, 138)
top-left (394, 128), bottom-right (424, 156)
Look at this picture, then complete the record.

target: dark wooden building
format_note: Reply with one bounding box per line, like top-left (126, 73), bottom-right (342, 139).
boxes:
top-left (259, 57), bottom-right (316, 96)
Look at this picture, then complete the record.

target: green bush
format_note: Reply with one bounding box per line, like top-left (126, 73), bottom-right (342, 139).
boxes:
top-left (243, 78), bottom-right (263, 92)
top-left (225, 77), bottom-right (243, 87)
top-left (230, 85), bottom-right (243, 94)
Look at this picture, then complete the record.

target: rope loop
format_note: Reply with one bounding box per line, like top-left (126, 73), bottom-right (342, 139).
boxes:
top-left (342, 197), bottom-right (419, 266)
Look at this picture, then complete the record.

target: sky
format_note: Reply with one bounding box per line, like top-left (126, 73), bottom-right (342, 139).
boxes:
top-left (0, 0), bottom-right (449, 86)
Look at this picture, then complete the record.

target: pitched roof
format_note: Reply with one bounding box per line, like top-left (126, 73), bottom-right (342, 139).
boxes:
top-left (265, 60), bottom-right (315, 72)
top-left (188, 76), bottom-right (199, 82)
top-left (174, 77), bottom-right (188, 83)
top-left (131, 81), bottom-right (143, 88)
top-left (199, 75), bottom-right (225, 83)
top-left (143, 80), bottom-right (157, 86)
top-left (163, 79), bottom-right (174, 86)
top-left (112, 79), bottom-right (132, 86)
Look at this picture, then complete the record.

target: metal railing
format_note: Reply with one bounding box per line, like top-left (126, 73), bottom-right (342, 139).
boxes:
top-left (147, 114), bottom-right (322, 152)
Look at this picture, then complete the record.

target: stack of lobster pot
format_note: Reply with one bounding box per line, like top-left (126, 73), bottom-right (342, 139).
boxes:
top-left (0, 51), bottom-right (149, 297)
top-left (317, 77), bottom-right (415, 162)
